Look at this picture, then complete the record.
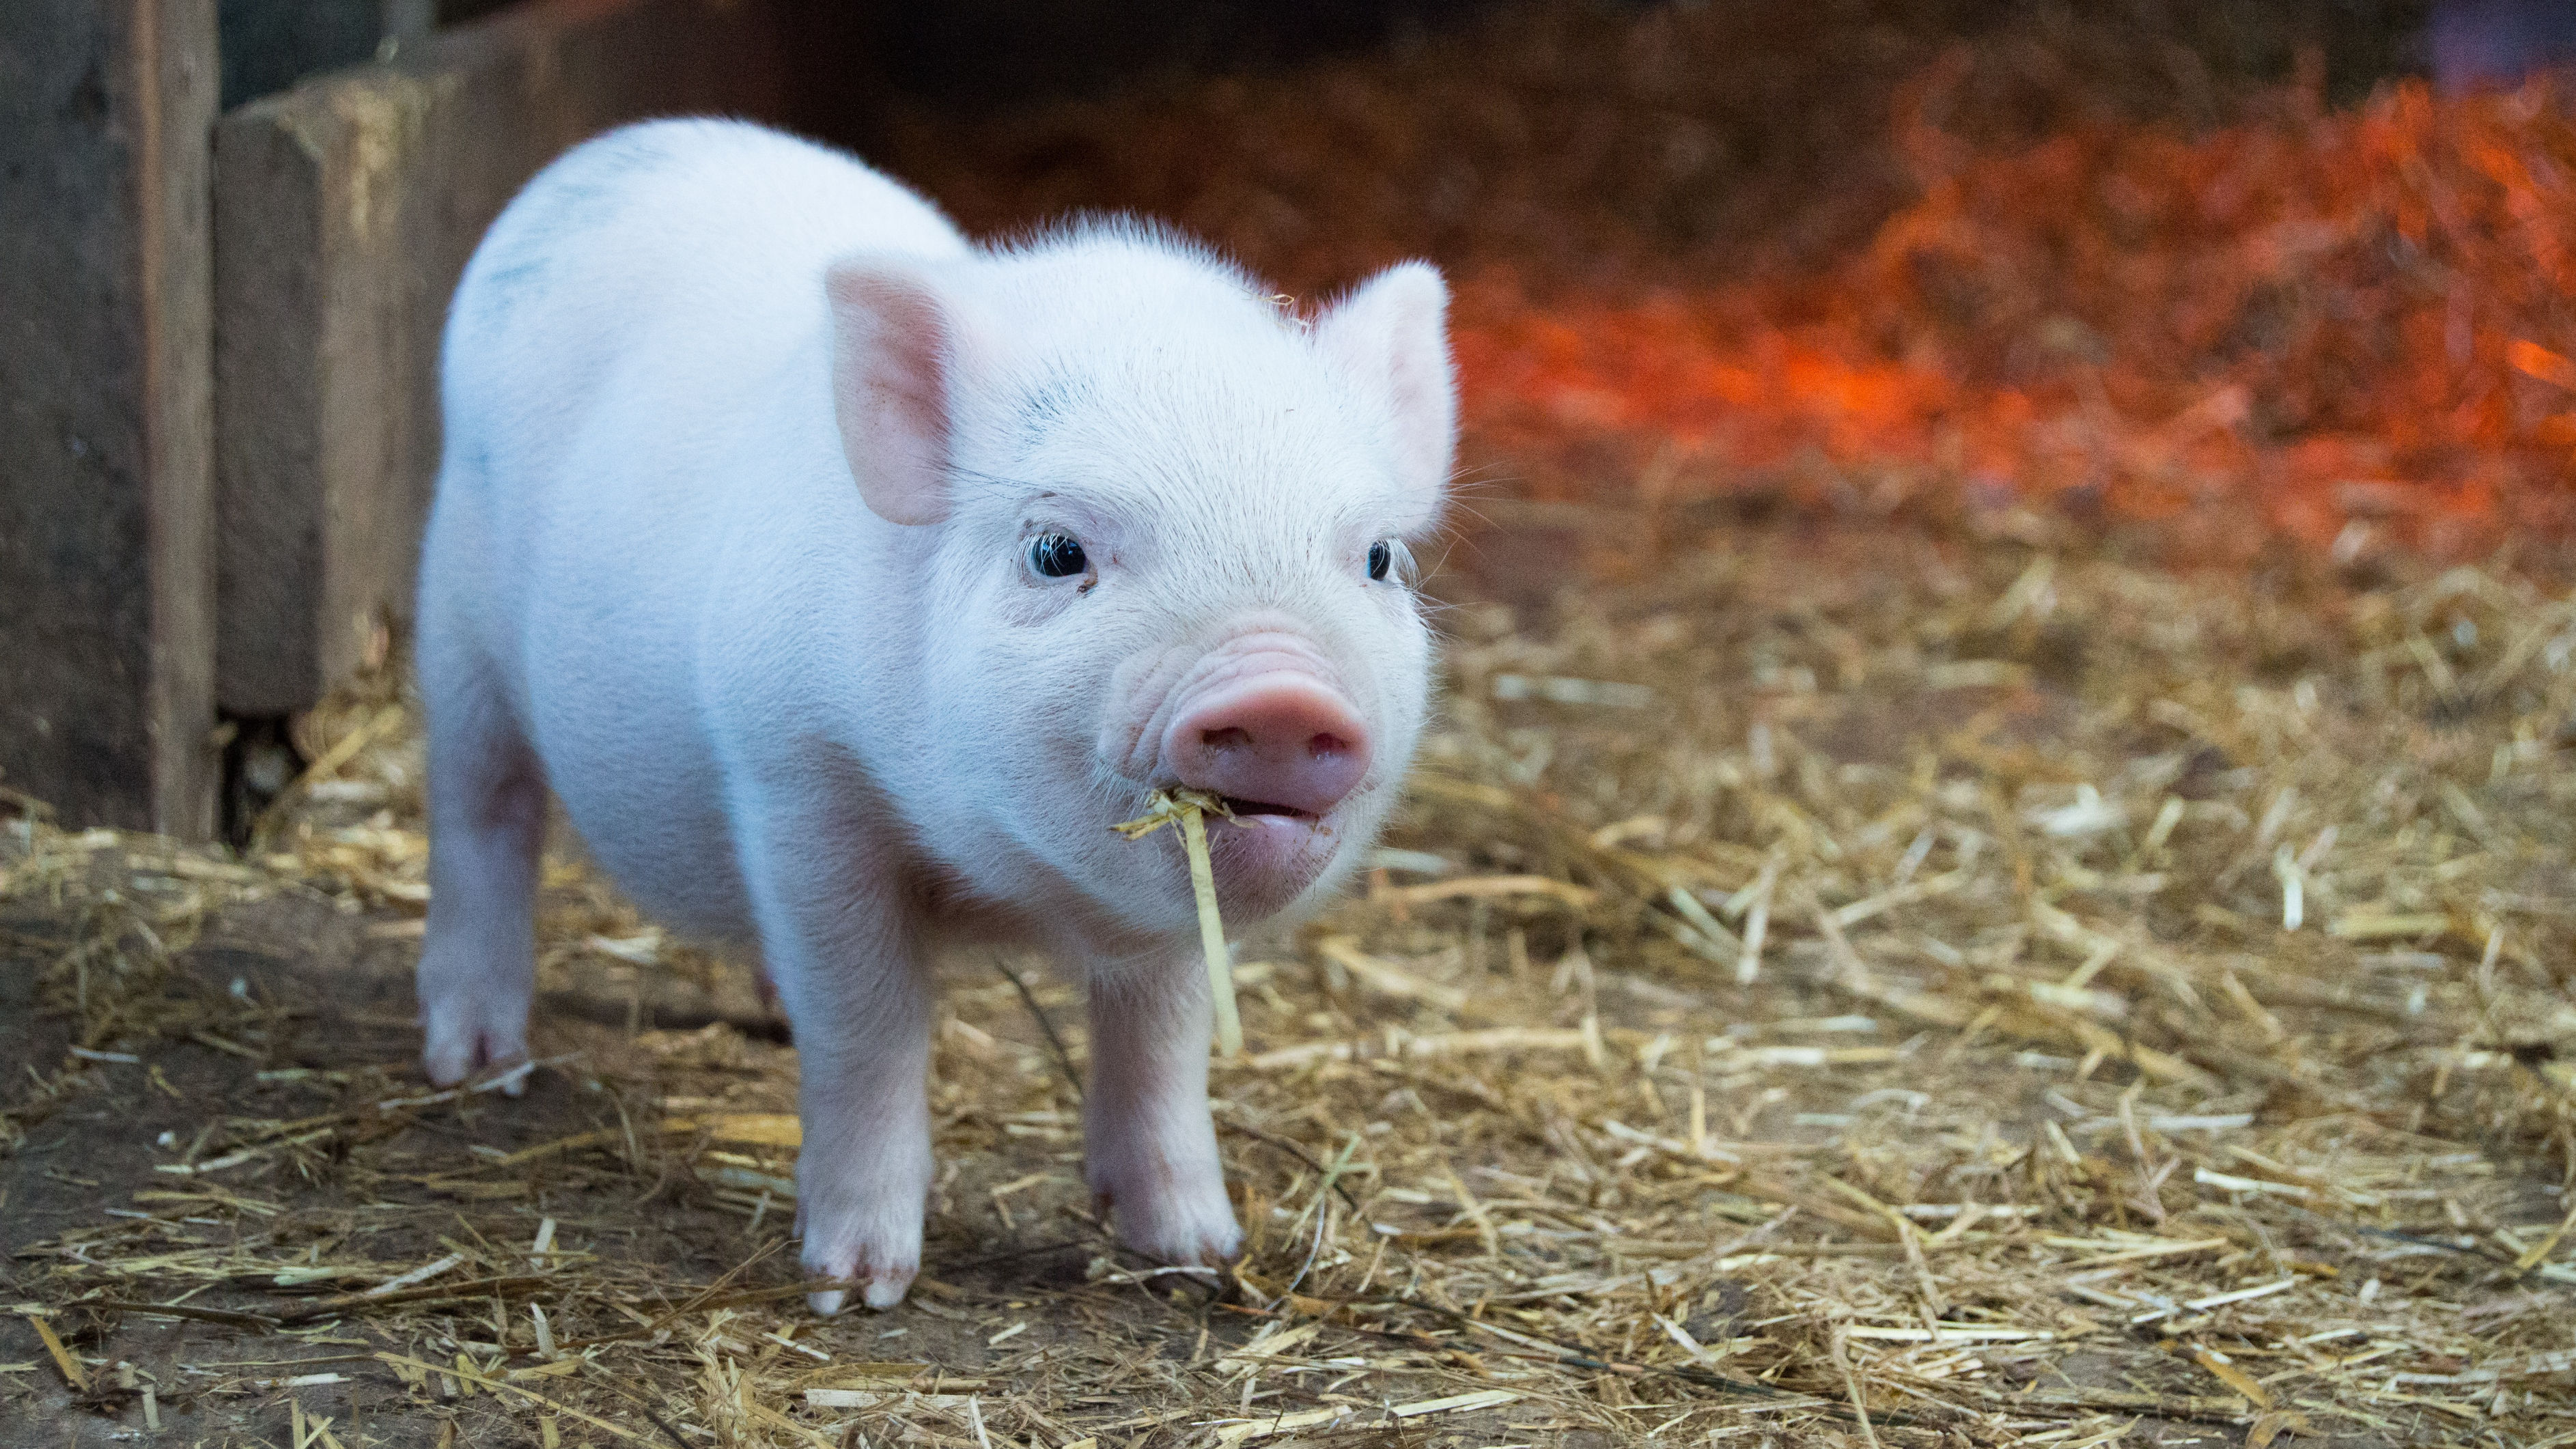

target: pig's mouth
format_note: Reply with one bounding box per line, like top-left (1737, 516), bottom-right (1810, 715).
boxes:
top-left (1194, 793), bottom-right (1342, 918)
top-left (1218, 795), bottom-right (1315, 821)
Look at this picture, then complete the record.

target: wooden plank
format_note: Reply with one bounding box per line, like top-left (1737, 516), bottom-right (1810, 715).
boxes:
top-left (218, 0), bottom-right (402, 112)
top-left (213, 0), bottom-right (785, 716)
top-left (0, 0), bottom-right (221, 835)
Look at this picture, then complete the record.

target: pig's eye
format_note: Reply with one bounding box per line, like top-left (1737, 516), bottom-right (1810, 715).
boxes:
top-left (1367, 540), bottom-right (1398, 582)
top-left (1026, 533), bottom-right (1089, 580)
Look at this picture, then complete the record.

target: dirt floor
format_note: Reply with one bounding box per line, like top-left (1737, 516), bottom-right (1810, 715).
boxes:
top-left (6, 503), bottom-right (2576, 1448)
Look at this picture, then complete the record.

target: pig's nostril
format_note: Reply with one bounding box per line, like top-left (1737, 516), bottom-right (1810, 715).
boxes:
top-left (1162, 672), bottom-right (1374, 818)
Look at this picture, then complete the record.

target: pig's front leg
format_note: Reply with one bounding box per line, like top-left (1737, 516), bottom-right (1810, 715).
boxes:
top-left (789, 981), bottom-right (934, 1314)
top-left (744, 813), bottom-right (935, 1314)
top-left (1083, 948), bottom-right (1242, 1268)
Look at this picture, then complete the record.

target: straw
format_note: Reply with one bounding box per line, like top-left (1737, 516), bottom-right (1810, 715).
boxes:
top-left (10, 508), bottom-right (2576, 1444)
top-left (1110, 787), bottom-right (1243, 1056)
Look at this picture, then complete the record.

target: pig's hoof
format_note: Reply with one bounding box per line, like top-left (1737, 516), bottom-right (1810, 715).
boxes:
top-left (801, 1246), bottom-right (919, 1315)
top-left (1100, 1181), bottom-right (1244, 1270)
top-left (419, 997), bottom-right (529, 1091)
top-left (798, 1190), bottom-right (924, 1314)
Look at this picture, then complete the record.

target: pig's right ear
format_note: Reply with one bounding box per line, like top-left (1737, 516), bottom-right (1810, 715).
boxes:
top-left (826, 260), bottom-right (957, 526)
top-left (1314, 261), bottom-right (1457, 515)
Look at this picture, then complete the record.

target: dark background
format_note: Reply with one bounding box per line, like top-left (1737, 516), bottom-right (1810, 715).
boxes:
top-left (222, 0), bottom-right (2471, 126)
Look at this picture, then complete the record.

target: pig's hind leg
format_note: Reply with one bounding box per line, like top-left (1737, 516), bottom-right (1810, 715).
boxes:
top-left (1082, 946), bottom-right (1244, 1270)
top-left (415, 642), bottom-right (547, 1091)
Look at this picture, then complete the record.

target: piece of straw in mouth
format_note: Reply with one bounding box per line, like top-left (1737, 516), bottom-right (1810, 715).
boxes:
top-left (1110, 787), bottom-right (1244, 1056)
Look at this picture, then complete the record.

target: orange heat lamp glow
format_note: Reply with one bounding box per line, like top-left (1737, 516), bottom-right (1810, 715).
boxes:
top-left (1449, 79), bottom-right (2576, 546)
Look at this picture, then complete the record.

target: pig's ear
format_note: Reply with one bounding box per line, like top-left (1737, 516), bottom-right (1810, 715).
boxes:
top-left (1314, 262), bottom-right (1457, 509)
top-left (826, 260), bottom-right (957, 526)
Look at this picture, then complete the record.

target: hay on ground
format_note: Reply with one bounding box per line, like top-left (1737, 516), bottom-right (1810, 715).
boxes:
top-left (5, 514), bottom-right (2575, 1446)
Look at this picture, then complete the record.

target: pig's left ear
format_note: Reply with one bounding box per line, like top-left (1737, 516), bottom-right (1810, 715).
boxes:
top-left (826, 259), bottom-right (960, 526)
top-left (1314, 262), bottom-right (1457, 511)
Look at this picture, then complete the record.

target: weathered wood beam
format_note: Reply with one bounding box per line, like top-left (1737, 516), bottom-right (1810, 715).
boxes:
top-left (212, 0), bottom-right (785, 716)
top-left (0, 0), bottom-right (221, 836)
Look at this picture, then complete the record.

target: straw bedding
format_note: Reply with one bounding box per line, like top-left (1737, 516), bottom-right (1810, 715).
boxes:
top-left (5, 506), bottom-right (2575, 1446)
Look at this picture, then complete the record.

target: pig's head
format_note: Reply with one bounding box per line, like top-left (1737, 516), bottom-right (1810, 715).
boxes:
top-left (824, 225), bottom-right (1453, 935)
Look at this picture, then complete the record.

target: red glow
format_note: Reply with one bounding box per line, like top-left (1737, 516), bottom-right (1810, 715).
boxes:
top-left (1452, 79), bottom-right (2576, 545)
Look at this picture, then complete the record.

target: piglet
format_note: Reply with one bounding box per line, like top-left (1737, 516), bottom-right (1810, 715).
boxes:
top-left (413, 119), bottom-right (1453, 1312)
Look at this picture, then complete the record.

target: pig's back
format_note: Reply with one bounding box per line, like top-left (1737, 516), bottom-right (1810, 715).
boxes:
top-left (443, 119), bottom-right (966, 505)
top-left (428, 120), bottom-right (966, 938)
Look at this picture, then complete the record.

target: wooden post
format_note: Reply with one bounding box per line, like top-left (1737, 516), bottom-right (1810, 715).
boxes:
top-left (213, 0), bottom-right (785, 716)
top-left (0, 0), bottom-right (221, 836)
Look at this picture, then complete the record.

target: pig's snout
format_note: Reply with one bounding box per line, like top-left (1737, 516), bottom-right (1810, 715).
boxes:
top-left (1162, 673), bottom-right (1371, 818)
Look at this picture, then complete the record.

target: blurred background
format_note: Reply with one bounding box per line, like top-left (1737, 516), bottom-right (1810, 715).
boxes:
top-left (4, 0), bottom-right (2574, 837)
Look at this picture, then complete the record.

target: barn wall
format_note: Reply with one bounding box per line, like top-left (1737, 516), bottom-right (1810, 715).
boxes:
top-left (0, 0), bottom-right (221, 836)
